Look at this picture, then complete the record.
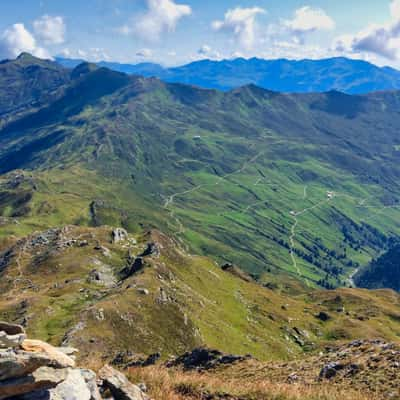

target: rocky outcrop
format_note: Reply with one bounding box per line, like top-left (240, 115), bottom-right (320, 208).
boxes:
top-left (138, 243), bottom-right (159, 258)
top-left (112, 228), bottom-right (129, 243)
top-left (166, 347), bottom-right (251, 371)
top-left (99, 365), bottom-right (149, 400)
top-left (0, 366), bottom-right (68, 399)
top-left (0, 321), bottom-right (149, 400)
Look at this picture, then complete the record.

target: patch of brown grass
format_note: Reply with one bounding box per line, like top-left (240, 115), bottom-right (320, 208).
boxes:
top-left (127, 366), bottom-right (380, 400)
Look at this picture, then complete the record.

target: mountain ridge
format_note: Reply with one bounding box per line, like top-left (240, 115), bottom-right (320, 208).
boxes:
top-left (55, 55), bottom-right (400, 94)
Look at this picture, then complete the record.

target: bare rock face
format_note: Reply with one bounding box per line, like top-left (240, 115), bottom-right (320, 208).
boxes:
top-left (112, 228), bottom-right (129, 243)
top-left (48, 368), bottom-right (102, 400)
top-left (0, 349), bottom-right (59, 381)
top-left (0, 321), bottom-right (25, 335)
top-left (0, 321), bottom-right (27, 349)
top-left (99, 365), bottom-right (149, 400)
top-left (21, 339), bottom-right (76, 368)
top-left (0, 331), bottom-right (26, 349)
top-left (0, 366), bottom-right (68, 399)
top-left (0, 323), bottom-right (148, 400)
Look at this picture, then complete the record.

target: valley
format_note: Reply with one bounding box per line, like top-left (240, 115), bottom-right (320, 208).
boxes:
top-left (1, 53), bottom-right (400, 399)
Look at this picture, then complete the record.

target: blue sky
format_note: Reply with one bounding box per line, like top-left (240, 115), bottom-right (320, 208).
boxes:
top-left (0, 0), bottom-right (399, 67)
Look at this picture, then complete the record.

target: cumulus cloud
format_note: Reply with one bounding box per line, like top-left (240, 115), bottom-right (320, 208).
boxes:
top-left (333, 0), bottom-right (400, 60)
top-left (133, 0), bottom-right (191, 41)
top-left (136, 48), bottom-right (153, 58)
top-left (33, 15), bottom-right (66, 45)
top-left (212, 7), bottom-right (266, 49)
top-left (283, 6), bottom-right (335, 41)
top-left (59, 47), bottom-right (110, 62)
top-left (0, 23), bottom-right (50, 60)
top-left (197, 44), bottom-right (221, 59)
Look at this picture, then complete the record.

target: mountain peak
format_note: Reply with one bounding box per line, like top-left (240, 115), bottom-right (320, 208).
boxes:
top-left (71, 61), bottom-right (99, 79)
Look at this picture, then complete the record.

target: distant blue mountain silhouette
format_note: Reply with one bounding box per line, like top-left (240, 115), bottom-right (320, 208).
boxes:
top-left (56, 56), bottom-right (400, 94)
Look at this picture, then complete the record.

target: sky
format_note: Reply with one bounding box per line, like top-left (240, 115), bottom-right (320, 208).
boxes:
top-left (0, 0), bottom-right (400, 67)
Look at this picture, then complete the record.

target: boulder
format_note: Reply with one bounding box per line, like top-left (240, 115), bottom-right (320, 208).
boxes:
top-left (21, 339), bottom-right (76, 368)
top-left (121, 258), bottom-right (145, 279)
top-left (48, 368), bottom-right (101, 400)
top-left (0, 366), bottom-right (67, 399)
top-left (99, 365), bottom-right (149, 400)
top-left (127, 353), bottom-right (161, 368)
top-left (139, 243), bottom-right (159, 258)
top-left (112, 228), bottom-right (129, 243)
top-left (319, 362), bottom-right (345, 379)
top-left (0, 321), bottom-right (25, 335)
top-left (80, 369), bottom-right (103, 400)
top-left (0, 331), bottom-right (26, 349)
top-left (0, 349), bottom-right (58, 381)
top-left (167, 348), bottom-right (250, 371)
top-left (315, 312), bottom-right (331, 322)
top-left (54, 347), bottom-right (79, 356)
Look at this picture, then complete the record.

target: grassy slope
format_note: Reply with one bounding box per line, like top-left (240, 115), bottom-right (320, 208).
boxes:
top-left (2, 61), bottom-right (400, 290)
top-left (1, 225), bottom-right (400, 370)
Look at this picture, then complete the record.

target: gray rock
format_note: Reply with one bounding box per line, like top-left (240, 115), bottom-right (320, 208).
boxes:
top-left (47, 368), bottom-right (101, 400)
top-left (14, 370), bottom-right (102, 400)
top-left (0, 331), bottom-right (26, 349)
top-left (80, 369), bottom-right (102, 400)
top-left (139, 243), bottom-right (159, 258)
top-left (0, 349), bottom-right (57, 381)
top-left (319, 362), bottom-right (344, 379)
top-left (121, 258), bottom-right (145, 279)
top-left (0, 321), bottom-right (25, 335)
top-left (54, 347), bottom-right (79, 356)
top-left (112, 228), bottom-right (129, 243)
top-left (0, 366), bottom-right (68, 399)
top-left (88, 264), bottom-right (117, 288)
top-left (99, 365), bottom-right (149, 400)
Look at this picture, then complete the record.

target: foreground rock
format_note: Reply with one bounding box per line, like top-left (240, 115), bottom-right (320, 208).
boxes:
top-left (21, 340), bottom-right (76, 368)
top-left (0, 321), bottom-right (26, 349)
top-left (0, 321), bottom-right (148, 400)
top-left (0, 367), bottom-right (67, 399)
top-left (99, 365), bottom-right (149, 400)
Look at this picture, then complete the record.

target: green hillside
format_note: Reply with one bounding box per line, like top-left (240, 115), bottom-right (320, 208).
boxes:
top-left (2, 55), bottom-right (400, 289)
top-left (355, 242), bottom-right (400, 291)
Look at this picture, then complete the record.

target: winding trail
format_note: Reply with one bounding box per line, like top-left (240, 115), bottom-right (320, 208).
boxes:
top-left (163, 143), bottom-right (400, 286)
top-left (12, 239), bottom-right (34, 291)
top-left (287, 190), bottom-right (334, 286)
top-left (163, 149), bottom-right (267, 237)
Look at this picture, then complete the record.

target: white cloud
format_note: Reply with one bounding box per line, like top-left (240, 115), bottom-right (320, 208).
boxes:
top-left (0, 23), bottom-right (50, 60)
top-left (333, 0), bottom-right (400, 60)
top-left (197, 44), bottom-right (221, 59)
top-left (59, 47), bottom-right (110, 62)
top-left (136, 48), bottom-right (153, 58)
top-left (212, 7), bottom-right (266, 49)
top-left (33, 15), bottom-right (66, 45)
top-left (133, 0), bottom-right (191, 41)
top-left (283, 6), bottom-right (335, 39)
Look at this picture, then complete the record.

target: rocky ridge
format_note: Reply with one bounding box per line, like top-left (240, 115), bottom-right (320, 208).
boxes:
top-left (0, 322), bottom-right (149, 400)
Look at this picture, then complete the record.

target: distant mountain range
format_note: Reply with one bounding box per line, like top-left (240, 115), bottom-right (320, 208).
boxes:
top-left (55, 56), bottom-right (400, 94)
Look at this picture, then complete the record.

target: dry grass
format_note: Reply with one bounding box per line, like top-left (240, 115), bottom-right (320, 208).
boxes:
top-left (127, 366), bottom-right (380, 400)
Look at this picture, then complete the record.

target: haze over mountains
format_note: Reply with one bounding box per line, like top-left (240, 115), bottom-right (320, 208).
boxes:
top-left (56, 55), bottom-right (400, 94)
